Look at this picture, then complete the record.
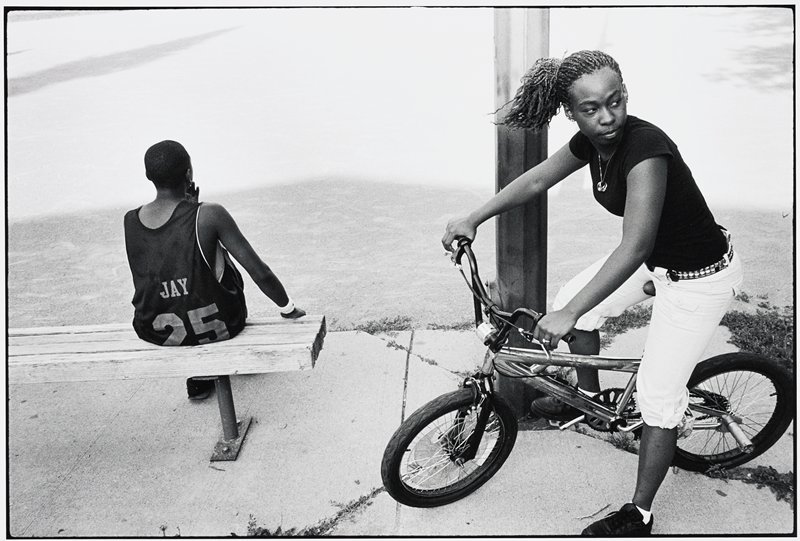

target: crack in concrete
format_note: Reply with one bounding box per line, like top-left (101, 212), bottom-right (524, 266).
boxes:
top-left (305, 487), bottom-right (386, 536)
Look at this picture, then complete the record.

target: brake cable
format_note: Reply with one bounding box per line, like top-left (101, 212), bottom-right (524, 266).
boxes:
top-left (454, 261), bottom-right (554, 362)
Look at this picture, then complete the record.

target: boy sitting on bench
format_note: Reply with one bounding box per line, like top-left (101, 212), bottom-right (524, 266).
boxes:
top-left (124, 140), bottom-right (305, 400)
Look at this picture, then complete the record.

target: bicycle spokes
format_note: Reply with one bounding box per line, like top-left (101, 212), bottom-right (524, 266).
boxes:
top-left (683, 370), bottom-right (777, 458)
top-left (400, 406), bottom-right (503, 492)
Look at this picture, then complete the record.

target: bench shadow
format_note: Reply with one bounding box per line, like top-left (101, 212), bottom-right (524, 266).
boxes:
top-left (8, 27), bottom-right (238, 97)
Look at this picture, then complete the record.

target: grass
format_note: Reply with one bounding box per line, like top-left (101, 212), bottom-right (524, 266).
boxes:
top-left (349, 317), bottom-right (476, 334)
top-left (158, 524), bottom-right (180, 537)
top-left (599, 304), bottom-right (653, 349)
top-left (384, 339), bottom-right (407, 352)
top-left (721, 301), bottom-right (794, 372)
top-left (427, 320), bottom-right (475, 331)
top-left (607, 432), bottom-right (638, 453)
top-left (705, 465), bottom-right (795, 509)
top-left (244, 487), bottom-right (384, 536)
top-left (352, 316), bottom-right (413, 334)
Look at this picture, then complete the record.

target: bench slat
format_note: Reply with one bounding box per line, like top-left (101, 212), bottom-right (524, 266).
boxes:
top-left (8, 316), bottom-right (322, 337)
top-left (8, 315), bottom-right (326, 385)
top-left (10, 325), bottom-right (320, 352)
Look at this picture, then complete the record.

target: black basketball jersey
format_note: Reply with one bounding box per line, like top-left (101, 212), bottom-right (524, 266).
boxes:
top-left (124, 200), bottom-right (247, 346)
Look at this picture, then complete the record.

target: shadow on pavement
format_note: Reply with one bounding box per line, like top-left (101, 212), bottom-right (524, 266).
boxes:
top-left (8, 27), bottom-right (237, 96)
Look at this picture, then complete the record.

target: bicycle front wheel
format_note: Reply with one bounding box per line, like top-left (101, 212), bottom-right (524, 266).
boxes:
top-left (381, 388), bottom-right (518, 507)
top-left (675, 352), bottom-right (794, 472)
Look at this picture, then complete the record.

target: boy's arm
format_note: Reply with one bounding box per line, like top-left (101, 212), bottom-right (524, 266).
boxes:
top-left (202, 203), bottom-right (305, 319)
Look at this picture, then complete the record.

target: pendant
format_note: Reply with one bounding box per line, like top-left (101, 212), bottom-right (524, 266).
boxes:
top-left (596, 181), bottom-right (608, 193)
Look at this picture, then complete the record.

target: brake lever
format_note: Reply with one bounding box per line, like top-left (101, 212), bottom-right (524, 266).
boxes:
top-left (532, 337), bottom-right (553, 362)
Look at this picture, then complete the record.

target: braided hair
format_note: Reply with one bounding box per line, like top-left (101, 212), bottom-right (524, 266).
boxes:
top-left (499, 50), bottom-right (623, 131)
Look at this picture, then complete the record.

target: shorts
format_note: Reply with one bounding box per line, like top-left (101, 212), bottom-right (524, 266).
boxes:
top-left (553, 249), bottom-right (744, 429)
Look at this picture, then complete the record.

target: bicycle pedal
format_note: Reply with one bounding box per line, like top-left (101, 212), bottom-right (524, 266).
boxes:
top-left (558, 415), bottom-right (585, 430)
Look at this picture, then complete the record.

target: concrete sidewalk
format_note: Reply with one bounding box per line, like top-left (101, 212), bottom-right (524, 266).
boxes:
top-left (7, 327), bottom-right (795, 537)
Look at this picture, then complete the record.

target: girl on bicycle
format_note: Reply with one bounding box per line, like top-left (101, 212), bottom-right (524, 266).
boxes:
top-left (441, 50), bottom-right (743, 536)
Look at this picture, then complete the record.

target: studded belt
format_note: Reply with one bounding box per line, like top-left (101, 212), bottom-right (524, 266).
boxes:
top-left (651, 231), bottom-right (734, 282)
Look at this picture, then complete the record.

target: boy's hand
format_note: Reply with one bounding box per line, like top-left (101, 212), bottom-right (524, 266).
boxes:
top-left (185, 181), bottom-right (200, 203)
top-left (280, 307), bottom-right (306, 319)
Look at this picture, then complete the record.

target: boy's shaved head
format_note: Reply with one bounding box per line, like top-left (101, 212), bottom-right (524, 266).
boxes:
top-left (144, 140), bottom-right (191, 187)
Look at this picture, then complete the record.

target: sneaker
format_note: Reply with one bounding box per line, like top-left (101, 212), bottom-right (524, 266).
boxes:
top-left (186, 377), bottom-right (215, 401)
top-left (530, 396), bottom-right (582, 421)
top-left (582, 503), bottom-right (653, 536)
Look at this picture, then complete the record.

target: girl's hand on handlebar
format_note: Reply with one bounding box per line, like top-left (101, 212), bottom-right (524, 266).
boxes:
top-left (441, 215), bottom-right (477, 253)
top-left (533, 309), bottom-right (578, 350)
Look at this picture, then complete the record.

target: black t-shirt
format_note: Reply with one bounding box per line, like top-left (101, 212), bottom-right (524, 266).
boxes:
top-left (569, 115), bottom-right (727, 271)
top-left (124, 200), bottom-right (247, 346)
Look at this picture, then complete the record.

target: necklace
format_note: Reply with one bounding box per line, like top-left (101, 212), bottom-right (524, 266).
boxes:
top-left (596, 152), bottom-right (615, 193)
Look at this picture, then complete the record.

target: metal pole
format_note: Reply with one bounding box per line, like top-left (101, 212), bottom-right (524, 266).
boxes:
top-left (215, 375), bottom-right (240, 440)
top-left (493, 8), bottom-right (550, 419)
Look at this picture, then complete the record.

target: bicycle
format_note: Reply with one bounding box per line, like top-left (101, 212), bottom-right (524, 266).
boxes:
top-left (381, 238), bottom-right (794, 508)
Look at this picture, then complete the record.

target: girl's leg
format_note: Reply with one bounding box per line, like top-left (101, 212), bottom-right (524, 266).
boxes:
top-left (633, 425), bottom-right (677, 510)
top-left (633, 254), bottom-right (743, 510)
top-left (571, 329), bottom-right (601, 392)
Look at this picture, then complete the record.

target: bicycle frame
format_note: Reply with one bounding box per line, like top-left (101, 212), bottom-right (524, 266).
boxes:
top-left (488, 348), bottom-right (643, 432)
top-left (453, 238), bottom-right (754, 451)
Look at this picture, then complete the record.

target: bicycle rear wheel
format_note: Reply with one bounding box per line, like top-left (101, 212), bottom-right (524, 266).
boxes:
top-left (381, 388), bottom-right (518, 507)
top-left (675, 352), bottom-right (794, 472)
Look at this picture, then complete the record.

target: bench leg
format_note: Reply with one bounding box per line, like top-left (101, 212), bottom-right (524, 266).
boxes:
top-left (210, 375), bottom-right (253, 462)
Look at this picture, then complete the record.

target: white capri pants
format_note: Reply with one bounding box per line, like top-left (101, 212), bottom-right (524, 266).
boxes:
top-left (553, 249), bottom-right (744, 429)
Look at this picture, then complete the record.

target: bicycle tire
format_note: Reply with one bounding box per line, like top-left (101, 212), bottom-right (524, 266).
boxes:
top-left (674, 352), bottom-right (794, 472)
top-left (381, 388), bottom-right (518, 507)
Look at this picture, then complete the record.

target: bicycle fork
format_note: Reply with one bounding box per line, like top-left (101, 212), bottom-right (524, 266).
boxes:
top-left (457, 377), bottom-right (494, 462)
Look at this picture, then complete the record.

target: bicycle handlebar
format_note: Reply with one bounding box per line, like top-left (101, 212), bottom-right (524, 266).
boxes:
top-left (453, 237), bottom-right (501, 317)
top-left (453, 236), bottom-right (574, 347)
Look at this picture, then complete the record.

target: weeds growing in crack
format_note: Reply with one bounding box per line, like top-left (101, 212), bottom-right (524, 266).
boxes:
top-left (245, 487), bottom-right (385, 536)
top-left (704, 465), bottom-right (794, 508)
top-left (385, 339), bottom-right (407, 352)
top-left (427, 320), bottom-right (474, 331)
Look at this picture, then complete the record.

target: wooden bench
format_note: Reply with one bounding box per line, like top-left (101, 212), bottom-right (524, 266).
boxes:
top-left (8, 315), bottom-right (326, 461)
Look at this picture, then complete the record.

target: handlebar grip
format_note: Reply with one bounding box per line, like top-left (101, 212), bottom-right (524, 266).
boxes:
top-left (453, 236), bottom-right (474, 267)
